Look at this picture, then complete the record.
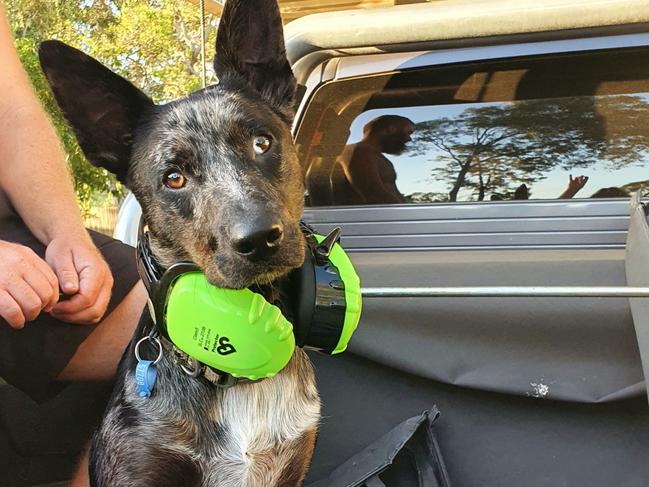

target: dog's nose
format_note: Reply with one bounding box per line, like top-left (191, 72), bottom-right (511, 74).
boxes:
top-left (230, 220), bottom-right (284, 260)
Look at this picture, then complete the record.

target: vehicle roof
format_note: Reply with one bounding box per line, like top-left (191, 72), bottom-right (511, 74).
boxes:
top-left (284, 0), bottom-right (649, 73)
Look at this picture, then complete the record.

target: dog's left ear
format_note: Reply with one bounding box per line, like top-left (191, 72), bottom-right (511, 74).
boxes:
top-left (39, 40), bottom-right (153, 182)
top-left (214, 0), bottom-right (297, 122)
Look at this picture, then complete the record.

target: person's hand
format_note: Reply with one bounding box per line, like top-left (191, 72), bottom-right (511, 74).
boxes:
top-left (568, 174), bottom-right (589, 193)
top-left (559, 174), bottom-right (589, 199)
top-left (0, 240), bottom-right (59, 329)
top-left (46, 235), bottom-right (113, 324)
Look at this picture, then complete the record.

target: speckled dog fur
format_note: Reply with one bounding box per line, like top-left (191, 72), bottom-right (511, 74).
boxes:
top-left (38, 1), bottom-right (320, 485)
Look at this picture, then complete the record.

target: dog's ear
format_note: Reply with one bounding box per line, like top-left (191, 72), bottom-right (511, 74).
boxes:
top-left (38, 40), bottom-right (153, 182)
top-left (214, 0), bottom-right (296, 122)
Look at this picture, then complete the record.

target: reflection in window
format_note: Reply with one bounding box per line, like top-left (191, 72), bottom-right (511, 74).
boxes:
top-left (353, 94), bottom-right (649, 203)
top-left (336, 115), bottom-right (414, 204)
top-left (297, 47), bottom-right (649, 207)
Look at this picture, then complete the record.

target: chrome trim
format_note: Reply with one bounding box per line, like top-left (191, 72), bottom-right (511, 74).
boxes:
top-left (334, 33), bottom-right (649, 80)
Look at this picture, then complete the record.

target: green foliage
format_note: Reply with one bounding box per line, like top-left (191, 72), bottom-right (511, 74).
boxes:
top-left (5, 0), bottom-right (217, 214)
top-left (12, 35), bottom-right (117, 216)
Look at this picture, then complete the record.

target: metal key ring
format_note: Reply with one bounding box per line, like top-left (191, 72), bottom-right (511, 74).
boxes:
top-left (181, 357), bottom-right (202, 378)
top-left (134, 336), bottom-right (163, 365)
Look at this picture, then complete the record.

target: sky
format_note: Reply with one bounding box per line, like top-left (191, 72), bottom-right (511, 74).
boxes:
top-left (345, 94), bottom-right (649, 200)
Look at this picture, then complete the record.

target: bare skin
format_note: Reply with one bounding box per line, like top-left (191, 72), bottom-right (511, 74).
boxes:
top-left (338, 144), bottom-right (406, 204)
top-left (559, 174), bottom-right (589, 199)
top-left (337, 122), bottom-right (414, 204)
top-left (0, 4), bottom-right (114, 326)
top-left (1, 6), bottom-right (146, 485)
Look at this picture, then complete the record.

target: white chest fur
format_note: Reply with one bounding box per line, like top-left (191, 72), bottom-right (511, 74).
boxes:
top-left (119, 349), bottom-right (321, 487)
top-left (203, 363), bottom-right (321, 486)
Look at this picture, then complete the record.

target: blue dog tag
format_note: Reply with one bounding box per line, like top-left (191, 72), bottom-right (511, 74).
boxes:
top-left (135, 360), bottom-right (157, 398)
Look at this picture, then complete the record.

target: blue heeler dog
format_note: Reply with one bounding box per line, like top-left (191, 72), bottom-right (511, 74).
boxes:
top-left (39, 0), bottom-right (320, 485)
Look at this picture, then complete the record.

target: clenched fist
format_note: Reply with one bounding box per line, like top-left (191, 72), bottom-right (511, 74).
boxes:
top-left (0, 240), bottom-right (59, 328)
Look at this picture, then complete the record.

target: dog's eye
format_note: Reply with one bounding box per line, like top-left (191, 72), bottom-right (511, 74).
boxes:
top-left (253, 135), bottom-right (272, 155)
top-left (164, 171), bottom-right (186, 190)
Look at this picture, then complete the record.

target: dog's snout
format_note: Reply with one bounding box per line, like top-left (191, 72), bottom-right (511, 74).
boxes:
top-left (230, 220), bottom-right (284, 261)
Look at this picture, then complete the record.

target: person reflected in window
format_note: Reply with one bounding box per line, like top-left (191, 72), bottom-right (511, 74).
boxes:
top-left (337, 115), bottom-right (415, 204)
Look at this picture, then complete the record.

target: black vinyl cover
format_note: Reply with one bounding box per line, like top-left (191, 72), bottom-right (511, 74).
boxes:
top-left (304, 197), bottom-right (649, 486)
top-left (305, 350), bottom-right (649, 487)
top-left (307, 408), bottom-right (450, 487)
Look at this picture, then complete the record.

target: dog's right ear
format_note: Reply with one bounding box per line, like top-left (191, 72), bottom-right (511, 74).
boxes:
top-left (38, 40), bottom-right (153, 182)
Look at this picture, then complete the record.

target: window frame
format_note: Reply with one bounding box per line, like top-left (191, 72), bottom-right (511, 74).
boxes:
top-left (295, 32), bottom-right (649, 251)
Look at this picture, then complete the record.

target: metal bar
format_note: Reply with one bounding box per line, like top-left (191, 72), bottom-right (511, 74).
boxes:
top-left (199, 0), bottom-right (207, 89)
top-left (361, 287), bottom-right (649, 298)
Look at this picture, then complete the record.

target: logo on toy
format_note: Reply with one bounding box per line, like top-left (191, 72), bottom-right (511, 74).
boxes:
top-left (216, 336), bottom-right (237, 356)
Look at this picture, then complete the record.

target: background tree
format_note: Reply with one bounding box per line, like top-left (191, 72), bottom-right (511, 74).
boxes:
top-left (408, 95), bottom-right (649, 201)
top-left (5, 0), bottom-right (217, 215)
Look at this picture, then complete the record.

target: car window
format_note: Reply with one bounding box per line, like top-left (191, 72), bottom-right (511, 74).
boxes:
top-left (296, 46), bottom-right (649, 206)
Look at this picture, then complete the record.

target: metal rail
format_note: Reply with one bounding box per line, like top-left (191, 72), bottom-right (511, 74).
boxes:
top-left (361, 286), bottom-right (649, 298)
top-left (199, 0), bottom-right (207, 88)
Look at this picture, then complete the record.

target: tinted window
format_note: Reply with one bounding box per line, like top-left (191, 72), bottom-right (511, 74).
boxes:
top-left (296, 47), bottom-right (649, 206)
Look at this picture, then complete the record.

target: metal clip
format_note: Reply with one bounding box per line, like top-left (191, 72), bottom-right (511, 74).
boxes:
top-left (316, 227), bottom-right (342, 262)
top-left (181, 357), bottom-right (202, 378)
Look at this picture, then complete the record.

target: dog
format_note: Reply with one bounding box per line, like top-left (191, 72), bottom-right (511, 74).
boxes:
top-left (39, 1), bottom-right (320, 485)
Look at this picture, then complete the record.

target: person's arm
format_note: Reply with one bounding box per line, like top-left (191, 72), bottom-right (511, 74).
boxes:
top-left (0, 5), bottom-right (86, 246)
top-left (559, 174), bottom-right (589, 199)
top-left (0, 4), bottom-right (112, 326)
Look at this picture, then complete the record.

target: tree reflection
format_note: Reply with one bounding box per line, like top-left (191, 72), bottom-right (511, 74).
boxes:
top-left (406, 95), bottom-right (649, 202)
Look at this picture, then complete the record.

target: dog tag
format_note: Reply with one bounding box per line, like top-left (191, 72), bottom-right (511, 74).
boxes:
top-left (135, 360), bottom-right (157, 398)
